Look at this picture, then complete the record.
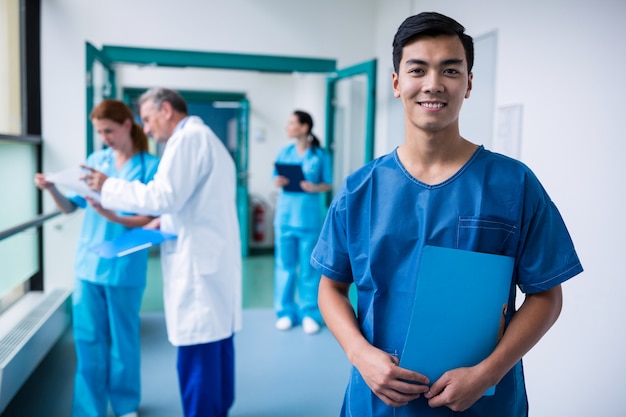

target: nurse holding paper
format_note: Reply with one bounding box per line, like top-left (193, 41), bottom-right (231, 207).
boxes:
top-left (34, 99), bottom-right (159, 417)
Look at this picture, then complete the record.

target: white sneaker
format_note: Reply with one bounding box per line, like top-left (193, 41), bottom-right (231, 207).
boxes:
top-left (302, 317), bottom-right (321, 334)
top-left (275, 316), bottom-right (293, 331)
top-left (119, 413), bottom-right (138, 417)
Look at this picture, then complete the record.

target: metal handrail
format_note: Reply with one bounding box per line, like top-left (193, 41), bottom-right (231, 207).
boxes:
top-left (0, 211), bottom-right (62, 242)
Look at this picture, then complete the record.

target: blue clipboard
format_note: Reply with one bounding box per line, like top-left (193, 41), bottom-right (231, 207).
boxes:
top-left (275, 163), bottom-right (305, 192)
top-left (89, 228), bottom-right (177, 259)
top-left (399, 246), bottom-right (514, 396)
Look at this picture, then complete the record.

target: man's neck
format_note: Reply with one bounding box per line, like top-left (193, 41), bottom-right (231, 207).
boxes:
top-left (397, 131), bottom-right (478, 185)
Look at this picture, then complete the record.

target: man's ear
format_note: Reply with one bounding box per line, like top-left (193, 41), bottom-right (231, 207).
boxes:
top-left (392, 72), bottom-right (401, 98)
top-left (161, 101), bottom-right (174, 119)
top-left (465, 72), bottom-right (473, 99)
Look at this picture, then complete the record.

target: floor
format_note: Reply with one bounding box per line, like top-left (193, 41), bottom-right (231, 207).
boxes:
top-left (1, 252), bottom-right (351, 417)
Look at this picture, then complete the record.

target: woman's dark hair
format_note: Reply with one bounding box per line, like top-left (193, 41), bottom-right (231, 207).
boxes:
top-left (392, 12), bottom-right (474, 74)
top-left (90, 99), bottom-right (149, 152)
top-left (293, 110), bottom-right (321, 148)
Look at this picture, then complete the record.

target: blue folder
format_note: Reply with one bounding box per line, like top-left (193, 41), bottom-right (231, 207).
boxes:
top-left (275, 163), bottom-right (305, 192)
top-left (399, 246), bottom-right (514, 396)
top-left (89, 228), bottom-right (177, 259)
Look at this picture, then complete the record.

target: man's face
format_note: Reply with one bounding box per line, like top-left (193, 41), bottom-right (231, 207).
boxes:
top-left (392, 35), bottom-right (472, 135)
top-left (140, 100), bottom-right (171, 143)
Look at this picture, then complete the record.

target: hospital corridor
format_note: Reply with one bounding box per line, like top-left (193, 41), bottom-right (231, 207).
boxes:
top-left (1, 0), bottom-right (621, 416)
top-left (1, 252), bottom-right (350, 417)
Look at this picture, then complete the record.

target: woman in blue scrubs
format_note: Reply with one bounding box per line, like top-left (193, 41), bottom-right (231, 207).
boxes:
top-left (273, 110), bottom-right (332, 334)
top-left (34, 99), bottom-right (159, 417)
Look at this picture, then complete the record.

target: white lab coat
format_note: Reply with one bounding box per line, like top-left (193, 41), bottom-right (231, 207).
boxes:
top-left (100, 116), bottom-right (242, 346)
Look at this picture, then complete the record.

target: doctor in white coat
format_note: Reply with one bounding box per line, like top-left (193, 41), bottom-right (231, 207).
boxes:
top-left (84, 87), bottom-right (242, 417)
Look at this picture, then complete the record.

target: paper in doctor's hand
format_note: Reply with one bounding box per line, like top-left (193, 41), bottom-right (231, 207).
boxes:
top-left (46, 166), bottom-right (101, 203)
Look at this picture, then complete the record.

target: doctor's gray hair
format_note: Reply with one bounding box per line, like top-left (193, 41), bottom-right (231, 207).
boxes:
top-left (139, 87), bottom-right (188, 115)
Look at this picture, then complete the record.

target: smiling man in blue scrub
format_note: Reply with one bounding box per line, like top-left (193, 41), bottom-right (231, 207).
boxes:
top-left (311, 12), bottom-right (583, 417)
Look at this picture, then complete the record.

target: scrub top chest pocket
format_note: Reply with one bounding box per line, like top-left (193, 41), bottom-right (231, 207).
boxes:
top-left (457, 216), bottom-right (519, 256)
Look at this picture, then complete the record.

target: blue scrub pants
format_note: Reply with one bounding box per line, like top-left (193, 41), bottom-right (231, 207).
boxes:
top-left (177, 336), bottom-right (235, 417)
top-left (72, 279), bottom-right (144, 417)
top-left (274, 224), bottom-right (322, 324)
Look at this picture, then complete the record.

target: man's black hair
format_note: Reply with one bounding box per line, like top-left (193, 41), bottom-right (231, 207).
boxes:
top-left (392, 12), bottom-right (474, 74)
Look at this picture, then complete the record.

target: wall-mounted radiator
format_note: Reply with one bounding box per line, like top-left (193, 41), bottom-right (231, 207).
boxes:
top-left (0, 289), bottom-right (72, 413)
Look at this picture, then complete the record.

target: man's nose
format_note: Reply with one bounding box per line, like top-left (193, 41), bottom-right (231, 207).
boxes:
top-left (423, 72), bottom-right (444, 93)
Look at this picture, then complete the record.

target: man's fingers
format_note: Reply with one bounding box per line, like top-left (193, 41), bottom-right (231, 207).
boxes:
top-left (80, 164), bottom-right (96, 172)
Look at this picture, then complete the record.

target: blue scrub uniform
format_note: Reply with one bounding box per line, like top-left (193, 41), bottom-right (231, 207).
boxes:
top-left (273, 143), bottom-right (332, 324)
top-left (70, 148), bottom-right (159, 417)
top-left (311, 146), bottom-right (583, 417)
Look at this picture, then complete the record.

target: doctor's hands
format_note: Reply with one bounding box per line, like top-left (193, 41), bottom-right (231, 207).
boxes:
top-left (143, 217), bottom-right (161, 230)
top-left (354, 345), bottom-right (429, 407)
top-left (81, 165), bottom-right (108, 192)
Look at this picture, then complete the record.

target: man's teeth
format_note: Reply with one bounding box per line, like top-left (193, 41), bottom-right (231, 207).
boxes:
top-left (421, 102), bottom-right (444, 108)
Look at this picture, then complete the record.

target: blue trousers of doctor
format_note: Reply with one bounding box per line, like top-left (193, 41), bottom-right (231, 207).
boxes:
top-left (274, 225), bottom-right (322, 323)
top-left (177, 336), bottom-right (235, 417)
top-left (72, 279), bottom-right (144, 417)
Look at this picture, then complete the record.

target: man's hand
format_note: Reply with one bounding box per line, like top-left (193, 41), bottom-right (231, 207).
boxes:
top-left (81, 165), bottom-right (109, 192)
top-left (354, 345), bottom-right (430, 407)
top-left (424, 365), bottom-right (493, 411)
top-left (143, 217), bottom-right (161, 230)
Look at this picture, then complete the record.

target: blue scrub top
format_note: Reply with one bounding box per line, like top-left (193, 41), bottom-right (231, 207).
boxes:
top-left (311, 146), bottom-right (583, 417)
top-left (273, 143), bottom-right (332, 230)
top-left (70, 148), bottom-right (159, 287)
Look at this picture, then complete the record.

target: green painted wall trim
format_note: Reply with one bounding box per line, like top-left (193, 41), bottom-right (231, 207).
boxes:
top-left (101, 46), bottom-right (337, 73)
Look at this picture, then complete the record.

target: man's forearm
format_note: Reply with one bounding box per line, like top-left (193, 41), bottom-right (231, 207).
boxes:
top-left (478, 285), bottom-right (563, 387)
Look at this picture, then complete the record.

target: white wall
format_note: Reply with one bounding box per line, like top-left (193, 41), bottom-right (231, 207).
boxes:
top-left (40, 0), bottom-right (625, 415)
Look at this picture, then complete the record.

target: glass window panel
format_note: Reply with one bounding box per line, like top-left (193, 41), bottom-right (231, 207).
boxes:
top-left (0, 231), bottom-right (37, 299)
top-left (0, 140), bottom-right (38, 298)
top-left (0, 141), bottom-right (38, 231)
top-left (0, 0), bottom-right (22, 135)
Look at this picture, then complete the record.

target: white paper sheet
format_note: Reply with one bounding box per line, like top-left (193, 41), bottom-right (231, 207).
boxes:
top-left (46, 166), bottom-right (102, 203)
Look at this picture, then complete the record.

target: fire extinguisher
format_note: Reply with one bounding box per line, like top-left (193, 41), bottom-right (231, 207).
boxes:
top-left (253, 202), bottom-right (265, 242)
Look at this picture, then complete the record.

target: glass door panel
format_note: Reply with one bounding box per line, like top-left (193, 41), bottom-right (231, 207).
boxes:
top-left (331, 74), bottom-right (368, 192)
top-left (86, 42), bottom-right (116, 156)
top-left (326, 60), bottom-right (376, 198)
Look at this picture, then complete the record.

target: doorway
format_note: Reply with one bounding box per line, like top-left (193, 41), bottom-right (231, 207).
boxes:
top-left (85, 43), bottom-right (377, 256)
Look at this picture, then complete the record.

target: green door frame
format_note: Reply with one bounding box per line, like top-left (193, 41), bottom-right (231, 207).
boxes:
top-left (85, 43), bottom-right (340, 257)
top-left (85, 42), bottom-right (116, 155)
top-left (325, 59), bottom-right (377, 199)
top-left (325, 59), bottom-right (377, 165)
